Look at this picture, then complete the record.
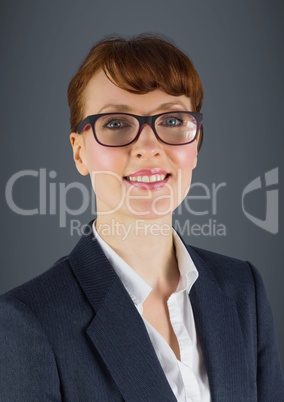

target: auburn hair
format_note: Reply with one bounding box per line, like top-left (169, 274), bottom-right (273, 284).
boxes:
top-left (67, 34), bottom-right (204, 132)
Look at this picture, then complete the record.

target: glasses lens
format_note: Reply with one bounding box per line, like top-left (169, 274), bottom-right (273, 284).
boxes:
top-left (95, 114), bottom-right (138, 146)
top-left (155, 112), bottom-right (198, 144)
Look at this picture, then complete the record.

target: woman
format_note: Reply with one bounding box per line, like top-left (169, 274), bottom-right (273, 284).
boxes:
top-left (0, 34), bottom-right (283, 401)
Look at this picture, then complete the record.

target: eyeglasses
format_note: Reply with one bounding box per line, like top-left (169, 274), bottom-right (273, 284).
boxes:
top-left (76, 111), bottom-right (203, 148)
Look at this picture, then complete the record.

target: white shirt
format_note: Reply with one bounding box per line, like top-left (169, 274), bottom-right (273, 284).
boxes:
top-left (93, 223), bottom-right (211, 402)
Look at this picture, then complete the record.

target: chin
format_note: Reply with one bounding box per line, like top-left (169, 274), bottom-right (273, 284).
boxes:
top-left (126, 196), bottom-right (174, 215)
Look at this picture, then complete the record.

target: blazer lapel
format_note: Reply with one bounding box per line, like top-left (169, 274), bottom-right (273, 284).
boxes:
top-left (187, 245), bottom-right (251, 401)
top-left (69, 225), bottom-right (176, 402)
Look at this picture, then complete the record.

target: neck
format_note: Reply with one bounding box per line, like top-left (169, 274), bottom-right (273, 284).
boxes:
top-left (95, 213), bottom-right (179, 292)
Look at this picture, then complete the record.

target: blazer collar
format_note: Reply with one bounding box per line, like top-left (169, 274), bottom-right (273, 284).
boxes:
top-left (69, 222), bottom-right (177, 401)
top-left (69, 222), bottom-right (251, 401)
top-left (185, 244), bottom-right (252, 400)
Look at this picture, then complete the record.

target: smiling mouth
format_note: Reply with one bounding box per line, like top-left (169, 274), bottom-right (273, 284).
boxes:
top-left (124, 174), bottom-right (170, 183)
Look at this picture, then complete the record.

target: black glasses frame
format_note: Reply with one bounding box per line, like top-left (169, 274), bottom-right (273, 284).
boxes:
top-left (76, 111), bottom-right (204, 150)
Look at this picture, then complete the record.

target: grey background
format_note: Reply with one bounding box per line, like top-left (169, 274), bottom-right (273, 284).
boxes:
top-left (0, 0), bottom-right (283, 369)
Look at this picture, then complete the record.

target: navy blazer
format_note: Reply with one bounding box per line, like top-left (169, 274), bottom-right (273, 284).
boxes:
top-left (1, 223), bottom-right (284, 401)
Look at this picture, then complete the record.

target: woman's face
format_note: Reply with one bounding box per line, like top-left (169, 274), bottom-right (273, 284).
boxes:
top-left (70, 70), bottom-right (198, 221)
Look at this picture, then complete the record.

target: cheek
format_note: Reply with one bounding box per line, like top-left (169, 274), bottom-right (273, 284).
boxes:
top-left (171, 143), bottom-right (197, 202)
top-left (83, 136), bottom-right (127, 207)
top-left (84, 135), bottom-right (124, 172)
top-left (170, 142), bottom-right (197, 170)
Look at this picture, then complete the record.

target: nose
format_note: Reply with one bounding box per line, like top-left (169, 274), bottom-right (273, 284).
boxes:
top-left (130, 124), bottom-right (162, 159)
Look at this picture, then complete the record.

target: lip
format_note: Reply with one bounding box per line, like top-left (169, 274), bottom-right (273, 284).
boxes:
top-left (125, 168), bottom-right (168, 177)
top-left (124, 168), bottom-right (171, 191)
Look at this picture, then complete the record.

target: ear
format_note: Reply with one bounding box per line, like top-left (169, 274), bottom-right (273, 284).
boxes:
top-left (69, 133), bottom-right (89, 176)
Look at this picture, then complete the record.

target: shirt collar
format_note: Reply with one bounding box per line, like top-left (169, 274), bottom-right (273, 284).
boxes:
top-left (172, 229), bottom-right (199, 294)
top-left (92, 222), bottom-right (198, 306)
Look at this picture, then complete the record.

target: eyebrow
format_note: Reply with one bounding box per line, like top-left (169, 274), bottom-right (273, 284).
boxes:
top-left (97, 104), bottom-right (133, 113)
top-left (97, 101), bottom-right (189, 114)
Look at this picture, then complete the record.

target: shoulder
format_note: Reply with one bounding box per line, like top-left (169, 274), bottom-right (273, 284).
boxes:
top-left (2, 254), bottom-right (70, 296)
top-left (189, 243), bottom-right (254, 274)
top-left (0, 254), bottom-right (83, 318)
top-left (185, 242), bottom-right (262, 301)
top-left (189, 243), bottom-right (248, 268)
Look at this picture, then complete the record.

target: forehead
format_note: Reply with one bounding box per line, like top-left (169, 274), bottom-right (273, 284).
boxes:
top-left (83, 70), bottom-right (192, 117)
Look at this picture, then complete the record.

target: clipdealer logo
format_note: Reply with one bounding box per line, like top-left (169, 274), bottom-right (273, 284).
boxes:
top-left (4, 167), bottom-right (279, 235)
top-left (241, 168), bottom-right (279, 234)
top-left (4, 168), bottom-right (227, 236)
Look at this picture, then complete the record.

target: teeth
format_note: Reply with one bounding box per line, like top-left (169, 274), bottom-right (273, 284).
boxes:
top-left (127, 174), bottom-right (167, 183)
top-left (142, 176), bottom-right (150, 183)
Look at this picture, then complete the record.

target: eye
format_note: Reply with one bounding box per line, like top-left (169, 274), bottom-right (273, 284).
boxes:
top-left (100, 115), bottom-right (135, 130)
top-left (105, 119), bottom-right (126, 129)
top-left (160, 116), bottom-right (183, 127)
